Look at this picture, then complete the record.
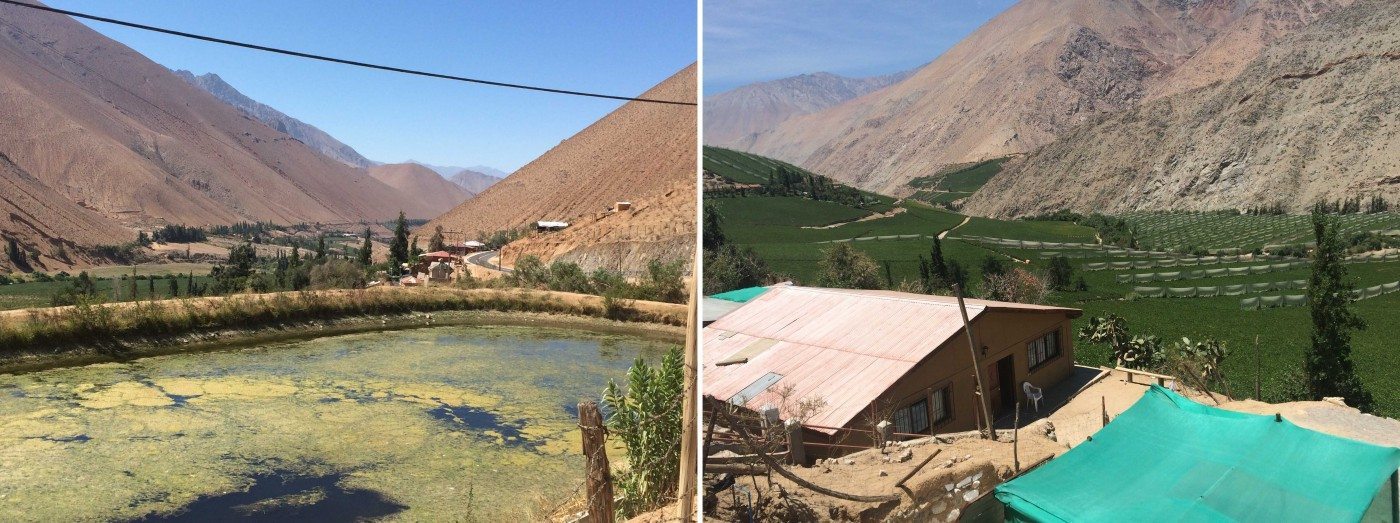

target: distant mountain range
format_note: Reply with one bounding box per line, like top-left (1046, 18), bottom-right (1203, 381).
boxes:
top-left (175, 76), bottom-right (508, 196)
top-left (703, 70), bottom-right (910, 149)
top-left (174, 70), bottom-right (378, 169)
top-left (710, 0), bottom-right (1395, 214)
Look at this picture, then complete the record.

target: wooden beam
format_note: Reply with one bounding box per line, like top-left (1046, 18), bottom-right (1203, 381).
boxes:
top-left (955, 284), bottom-right (996, 440)
top-left (675, 252), bottom-right (699, 522)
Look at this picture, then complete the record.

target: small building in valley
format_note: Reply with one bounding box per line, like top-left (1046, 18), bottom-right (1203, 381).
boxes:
top-left (536, 221), bottom-right (569, 232)
top-left (613, 201), bottom-right (632, 212)
top-left (703, 286), bottom-right (1081, 456)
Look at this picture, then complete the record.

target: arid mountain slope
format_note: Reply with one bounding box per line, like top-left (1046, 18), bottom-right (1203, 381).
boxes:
top-left (0, 153), bottom-right (131, 270)
top-left (743, 0), bottom-right (1352, 195)
top-left (502, 180), bottom-right (694, 276)
top-left (423, 64), bottom-right (697, 240)
top-left (0, 0), bottom-right (429, 229)
top-left (964, 0), bottom-right (1399, 217)
top-left (703, 70), bottom-right (910, 149)
top-left (448, 168), bottom-right (501, 194)
top-left (367, 163), bottom-right (474, 216)
top-left (175, 71), bottom-right (376, 168)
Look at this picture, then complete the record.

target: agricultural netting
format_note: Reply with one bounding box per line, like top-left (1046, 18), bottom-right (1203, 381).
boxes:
top-left (1347, 252), bottom-right (1400, 263)
top-left (1131, 280), bottom-right (1305, 299)
top-left (1120, 211), bottom-right (1400, 251)
top-left (1239, 280), bottom-right (1400, 310)
top-left (817, 234), bottom-right (929, 244)
top-left (1084, 254), bottom-right (1284, 271)
top-left (1115, 261), bottom-right (1309, 283)
top-left (956, 235), bottom-right (1163, 253)
top-left (995, 385), bottom-right (1400, 523)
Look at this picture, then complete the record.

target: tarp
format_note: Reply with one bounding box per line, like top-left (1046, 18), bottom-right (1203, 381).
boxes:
top-left (996, 386), bottom-right (1400, 522)
top-left (709, 286), bottom-right (770, 303)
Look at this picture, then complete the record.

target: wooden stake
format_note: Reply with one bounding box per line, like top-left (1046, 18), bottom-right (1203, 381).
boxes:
top-left (1101, 396), bottom-right (1108, 427)
top-left (578, 401), bottom-right (614, 523)
top-left (675, 253), bottom-right (699, 522)
top-left (674, 251), bottom-right (700, 520)
top-left (1013, 401), bottom-right (1021, 474)
top-left (954, 284), bottom-right (996, 440)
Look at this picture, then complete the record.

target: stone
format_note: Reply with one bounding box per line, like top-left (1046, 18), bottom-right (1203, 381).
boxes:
top-left (947, 509), bottom-right (961, 522)
top-left (963, 489), bottom-right (980, 502)
top-left (878, 470), bottom-right (888, 477)
top-left (842, 459), bottom-right (855, 466)
top-left (930, 501), bottom-right (947, 514)
top-left (897, 449), bottom-right (914, 462)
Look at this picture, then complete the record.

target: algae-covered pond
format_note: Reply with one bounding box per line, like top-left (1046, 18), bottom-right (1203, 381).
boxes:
top-left (0, 325), bottom-right (674, 521)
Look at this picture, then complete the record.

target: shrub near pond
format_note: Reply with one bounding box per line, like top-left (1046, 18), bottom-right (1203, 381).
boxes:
top-left (603, 346), bottom-right (684, 519)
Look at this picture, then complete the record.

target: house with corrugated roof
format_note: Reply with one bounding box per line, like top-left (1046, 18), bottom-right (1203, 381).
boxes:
top-left (703, 285), bottom-right (1081, 457)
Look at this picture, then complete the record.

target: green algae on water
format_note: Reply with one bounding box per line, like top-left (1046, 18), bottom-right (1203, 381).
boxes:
top-left (0, 325), bottom-right (673, 521)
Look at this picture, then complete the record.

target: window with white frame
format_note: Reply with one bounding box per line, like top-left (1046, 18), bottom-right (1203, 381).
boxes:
top-left (893, 398), bottom-right (930, 434)
top-left (1028, 330), bottom-right (1061, 369)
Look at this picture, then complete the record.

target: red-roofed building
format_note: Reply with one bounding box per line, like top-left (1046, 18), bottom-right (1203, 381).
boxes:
top-left (704, 286), bottom-right (1081, 458)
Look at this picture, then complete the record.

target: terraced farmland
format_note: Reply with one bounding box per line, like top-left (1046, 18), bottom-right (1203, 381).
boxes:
top-left (1122, 211), bottom-right (1400, 251)
top-left (704, 146), bottom-right (897, 212)
top-left (907, 157), bottom-right (1007, 205)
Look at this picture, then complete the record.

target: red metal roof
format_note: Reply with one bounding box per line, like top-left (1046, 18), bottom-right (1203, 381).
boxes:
top-left (703, 286), bottom-right (1080, 433)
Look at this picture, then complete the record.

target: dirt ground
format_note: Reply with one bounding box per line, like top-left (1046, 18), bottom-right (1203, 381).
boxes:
top-left (707, 429), bottom-right (1064, 522)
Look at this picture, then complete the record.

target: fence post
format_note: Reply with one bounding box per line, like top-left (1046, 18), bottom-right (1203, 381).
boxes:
top-left (578, 401), bottom-right (614, 523)
top-left (785, 419), bottom-right (805, 465)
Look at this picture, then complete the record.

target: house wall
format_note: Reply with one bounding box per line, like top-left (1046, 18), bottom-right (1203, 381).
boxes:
top-left (860, 310), bottom-right (1075, 438)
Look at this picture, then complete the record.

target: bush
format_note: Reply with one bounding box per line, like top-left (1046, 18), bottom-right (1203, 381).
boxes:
top-left (703, 245), bottom-right (772, 295)
top-left (308, 259), bottom-right (368, 290)
top-left (637, 260), bottom-right (687, 304)
top-left (816, 243), bottom-right (881, 290)
top-left (603, 346), bottom-right (684, 519)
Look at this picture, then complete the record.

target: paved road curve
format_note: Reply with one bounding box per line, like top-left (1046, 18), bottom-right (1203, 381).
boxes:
top-left (465, 250), bottom-right (512, 273)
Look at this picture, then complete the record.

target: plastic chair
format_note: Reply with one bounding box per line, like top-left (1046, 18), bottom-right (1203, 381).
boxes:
top-left (1023, 382), bottom-right (1044, 412)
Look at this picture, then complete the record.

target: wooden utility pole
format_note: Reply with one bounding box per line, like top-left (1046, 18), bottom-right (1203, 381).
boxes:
top-left (954, 284), bottom-right (996, 440)
top-left (578, 401), bottom-right (614, 523)
top-left (675, 253), bottom-right (699, 522)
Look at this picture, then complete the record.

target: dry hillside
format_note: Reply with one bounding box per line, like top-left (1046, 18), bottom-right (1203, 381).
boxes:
top-left (0, 154), bottom-right (131, 270)
top-left (501, 180), bottom-right (694, 276)
top-left (741, 0), bottom-right (1352, 196)
top-left (702, 70), bottom-right (909, 149)
top-left (367, 163), bottom-right (474, 217)
top-left (964, 0), bottom-right (1399, 217)
top-left (423, 63), bottom-right (697, 239)
top-left (0, 0), bottom-right (432, 234)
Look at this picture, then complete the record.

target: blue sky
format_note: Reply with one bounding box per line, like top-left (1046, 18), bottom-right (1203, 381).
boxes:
top-left (45, 1), bottom-right (697, 173)
top-left (704, 0), bottom-right (1015, 94)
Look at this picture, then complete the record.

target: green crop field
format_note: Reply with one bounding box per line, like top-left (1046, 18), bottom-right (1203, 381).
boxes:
top-left (0, 275), bottom-right (217, 310)
top-left (703, 146), bottom-right (897, 212)
top-left (906, 157), bottom-right (1007, 205)
top-left (1122, 211), bottom-right (1400, 250)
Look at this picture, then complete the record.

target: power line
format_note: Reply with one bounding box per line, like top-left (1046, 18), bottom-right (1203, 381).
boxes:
top-left (0, 0), bottom-right (695, 106)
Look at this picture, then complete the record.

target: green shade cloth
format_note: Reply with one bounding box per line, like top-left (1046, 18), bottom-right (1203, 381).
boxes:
top-left (996, 386), bottom-right (1400, 522)
top-left (709, 286), bottom-right (770, 303)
